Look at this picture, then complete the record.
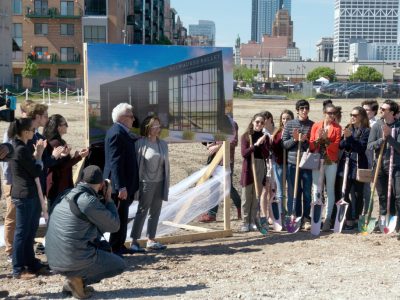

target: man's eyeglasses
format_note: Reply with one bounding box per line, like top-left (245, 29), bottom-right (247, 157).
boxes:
top-left (298, 106), bottom-right (310, 111)
top-left (124, 115), bottom-right (134, 119)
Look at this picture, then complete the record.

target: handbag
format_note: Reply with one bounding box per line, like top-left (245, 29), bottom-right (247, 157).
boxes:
top-left (356, 168), bottom-right (373, 183)
top-left (299, 149), bottom-right (320, 170)
top-left (356, 154), bottom-right (373, 183)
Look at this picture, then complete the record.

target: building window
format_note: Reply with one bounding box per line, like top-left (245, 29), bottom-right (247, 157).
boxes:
top-left (84, 0), bottom-right (106, 16)
top-left (60, 47), bottom-right (75, 62)
top-left (169, 68), bottom-right (219, 132)
top-left (84, 26), bottom-right (106, 43)
top-left (149, 81), bottom-right (158, 105)
top-left (60, 0), bottom-right (74, 16)
top-left (34, 23), bottom-right (48, 35)
top-left (34, 0), bottom-right (48, 15)
top-left (58, 69), bottom-right (76, 78)
top-left (12, 23), bottom-right (22, 48)
top-left (60, 24), bottom-right (74, 35)
top-left (12, 0), bottom-right (22, 15)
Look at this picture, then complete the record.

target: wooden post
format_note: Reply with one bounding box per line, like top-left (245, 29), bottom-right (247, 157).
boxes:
top-left (223, 141), bottom-right (231, 230)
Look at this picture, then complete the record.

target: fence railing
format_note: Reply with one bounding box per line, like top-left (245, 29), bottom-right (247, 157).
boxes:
top-left (0, 88), bottom-right (85, 106)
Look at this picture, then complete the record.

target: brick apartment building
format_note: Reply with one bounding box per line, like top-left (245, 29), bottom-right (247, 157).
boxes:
top-left (11, 0), bottom-right (187, 90)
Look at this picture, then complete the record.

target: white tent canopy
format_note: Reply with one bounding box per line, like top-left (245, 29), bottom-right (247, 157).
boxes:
top-left (315, 77), bottom-right (329, 84)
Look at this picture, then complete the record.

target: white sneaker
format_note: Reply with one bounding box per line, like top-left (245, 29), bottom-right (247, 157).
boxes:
top-left (250, 223), bottom-right (258, 231)
top-left (240, 224), bottom-right (250, 232)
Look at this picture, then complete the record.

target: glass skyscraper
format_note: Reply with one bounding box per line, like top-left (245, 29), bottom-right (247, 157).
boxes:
top-left (251, 0), bottom-right (291, 43)
top-left (334, 0), bottom-right (399, 61)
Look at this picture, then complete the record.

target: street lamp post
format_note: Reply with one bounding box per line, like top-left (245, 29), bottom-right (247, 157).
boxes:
top-left (381, 46), bottom-right (387, 98)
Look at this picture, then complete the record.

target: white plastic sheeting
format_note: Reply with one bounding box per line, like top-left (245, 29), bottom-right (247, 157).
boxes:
top-left (0, 165), bottom-right (229, 246)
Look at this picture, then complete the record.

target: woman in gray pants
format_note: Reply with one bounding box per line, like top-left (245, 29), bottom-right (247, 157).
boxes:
top-left (130, 115), bottom-right (170, 251)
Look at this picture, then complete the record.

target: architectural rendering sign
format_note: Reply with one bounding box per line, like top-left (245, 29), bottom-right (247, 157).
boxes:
top-left (84, 44), bottom-right (233, 144)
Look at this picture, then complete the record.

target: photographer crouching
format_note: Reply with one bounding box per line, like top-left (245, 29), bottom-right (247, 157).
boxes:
top-left (45, 165), bottom-right (126, 299)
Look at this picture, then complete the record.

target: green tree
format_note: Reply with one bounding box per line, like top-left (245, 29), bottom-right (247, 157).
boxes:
top-left (306, 66), bottom-right (336, 82)
top-left (21, 58), bottom-right (38, 88)
top-left (153, 35), bottom-right (172, 45)
top-left (22, 58), bottom-right (38, 80)
top-left (349, 66), bottom-right (383, 82)
top-left (233, 65), bottom-right (258, 83)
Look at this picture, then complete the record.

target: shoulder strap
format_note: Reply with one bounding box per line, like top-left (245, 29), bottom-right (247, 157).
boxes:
top-left (66, 191), bottom-right (89, 221)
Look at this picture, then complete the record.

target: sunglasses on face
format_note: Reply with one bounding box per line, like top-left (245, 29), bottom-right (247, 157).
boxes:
top-left (350, 113), bottom-right (359, 117)
top-left (254, 120), bottom-right (265, 125)
top-left (326, 111), bottom-right (336, 116)
top-left (298, 106), bottom-right (309, 111)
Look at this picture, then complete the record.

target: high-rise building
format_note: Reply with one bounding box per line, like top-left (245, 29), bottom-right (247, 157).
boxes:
top-left (133, 0), bottom-right (165, 44)
top-left (316, 37), bottom-right (333, 62)
top-left (272, 9), bottom-right (293, 46)
top-left (0, 0), bottom-right (12, 87)
top-left (334, 0), bottom-right (399, 61)
top-left (251, 0), bottom-right (291, 43)
top-left (188, 20), bottom-right (215, 46)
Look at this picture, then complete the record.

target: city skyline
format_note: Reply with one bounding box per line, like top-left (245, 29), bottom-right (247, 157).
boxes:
top-left (172, 0), bottom-right (400, 60)
top-left (172, 0), bottom-right (334, 59)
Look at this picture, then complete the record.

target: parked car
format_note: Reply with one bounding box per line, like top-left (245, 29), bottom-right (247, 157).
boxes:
top-left (40, 80), bottom-right (76, 92)
top-left (320, 82), bottom-right (342, 94)
top-left (343, 85), bottom-right (381, 98)
top-left (385, 84), bottom-right (400, 97)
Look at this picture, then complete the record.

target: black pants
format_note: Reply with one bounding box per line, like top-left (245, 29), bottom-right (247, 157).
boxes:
top-left (376, 167), bottom-right (400, 216)
top-left (334, 176), bottom-right (364, 221)
top-left (109, 194), bottom-right (133, 252)
top-left (208, 165), bottom-right (241, 216)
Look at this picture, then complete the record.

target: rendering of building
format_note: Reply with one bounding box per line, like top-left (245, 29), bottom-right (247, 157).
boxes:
top-left (334, 0), bottom-right (399, 61)
top-left (0, 0), bottom-right (12, 87)
top-left (316, 37), bottom-right (334, 62)
top-left (100, 51), bottom-right (231, 135)
top-left (251, 0), bottom-right (291, 43)
top-left (188, 20), bottom-right (215, 46)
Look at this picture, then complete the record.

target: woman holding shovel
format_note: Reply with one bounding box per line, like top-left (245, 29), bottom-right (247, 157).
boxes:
top-left (337, 106), bottom-right (370, 230)
top-left (310, 104), bottom-right (342, 231)
top-left (240, 113), bottom-right (270, 232)
top-left (271, 110), bottom-right (294, 219)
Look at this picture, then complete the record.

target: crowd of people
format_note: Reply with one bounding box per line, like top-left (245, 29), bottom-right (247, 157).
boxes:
top-left (224, 98), bottom-right (400, 234)
top-left (1, 101), bottom-right (170, 298)
top-left (1, 97), bottom-right (400, 299)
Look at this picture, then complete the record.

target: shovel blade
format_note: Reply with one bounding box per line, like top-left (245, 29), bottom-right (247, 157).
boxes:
top-left (255, 217), bottom-right (268, 236)
top-left (358, 216), bottom-right (377, 235)
top-left (334, 201), bottom-right (348, 233)
top-left (271, 202), bottom-right (282, 231)
top-left (384, 216), bottom-right (398, 234)
top-left (285, 215), bottom-right (301, 234)
top-left (311, 204), bottom-right (322, 236)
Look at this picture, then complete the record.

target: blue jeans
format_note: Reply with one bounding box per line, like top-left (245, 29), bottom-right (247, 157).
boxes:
top-left (272, 163), bottom-right (292, 214)
top-left (12, 197), bottom-right (42, 275)
top-left (60, 250), bottom-right (126, 285)
top-left (312, 163), bottom-right (337, 220)
top-left (287, 164), bottom-right (312, 219)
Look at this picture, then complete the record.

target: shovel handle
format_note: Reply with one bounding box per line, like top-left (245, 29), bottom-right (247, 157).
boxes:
top-left (249, 135), bottom-right (261, 199)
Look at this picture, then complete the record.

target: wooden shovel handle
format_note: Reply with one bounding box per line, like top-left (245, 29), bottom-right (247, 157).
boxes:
top-left (249, 135), bottom-right (261, 199)
top-left (293, 133), bottom-right (302, 199)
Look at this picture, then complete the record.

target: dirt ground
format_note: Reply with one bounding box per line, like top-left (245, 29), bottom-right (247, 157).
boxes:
top-left (1, 98), bottom-right (400, 299)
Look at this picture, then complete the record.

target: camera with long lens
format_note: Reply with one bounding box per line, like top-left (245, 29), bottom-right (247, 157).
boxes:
top-left (98, 179), bottom-right (110, 204)
top-left (0, 92), bottom-right (17, 122)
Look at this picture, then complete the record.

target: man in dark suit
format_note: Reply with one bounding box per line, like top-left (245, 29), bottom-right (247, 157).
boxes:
top-left (104, 103), bottom-right (139, 255)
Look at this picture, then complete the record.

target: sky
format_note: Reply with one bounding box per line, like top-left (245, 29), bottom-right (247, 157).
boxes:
top-left (171, 0), bottom-right (334, 60)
